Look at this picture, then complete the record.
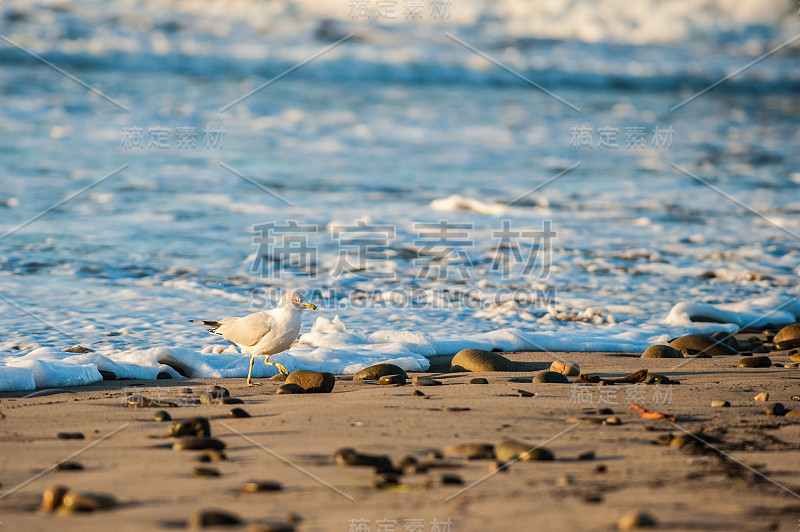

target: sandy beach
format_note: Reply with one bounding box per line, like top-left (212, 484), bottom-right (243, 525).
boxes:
top-left (2, 341), bottom-right (800, 532)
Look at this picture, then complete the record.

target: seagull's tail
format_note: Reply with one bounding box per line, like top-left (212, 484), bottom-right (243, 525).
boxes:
top-left (189, 319), bottom-right (222, 334)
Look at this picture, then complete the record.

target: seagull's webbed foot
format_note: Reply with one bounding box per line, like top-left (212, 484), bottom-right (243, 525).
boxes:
top-left (265, 356), bottom-right (290, 375)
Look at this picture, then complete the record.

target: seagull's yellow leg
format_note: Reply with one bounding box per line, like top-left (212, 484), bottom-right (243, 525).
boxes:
top-left (246, 355), bottom-right (262, 386)
top-left (264, 355), bottom-right (289, 375)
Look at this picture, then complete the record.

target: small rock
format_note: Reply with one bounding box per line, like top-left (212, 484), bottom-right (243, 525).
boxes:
top-left (64, 345), bottom-right (93, 353)
top-left (169, 417), bottom-right (211, 437)
top-left (790, 353), bottom-right (800, 363)
top-left (618, 510), bottom-right (657, 530)
top-left (153, 410), bottom-right (171, 422)
top-left (54, 462), bottom-right (83, 471)
top-left (557, 474), bottom-right (574, 487)
top-left (98, 370), bottom-right (117, 381)
top-left (227, 407), bottom-right (250, 418)
top-left (61, 491), bottom-right (117, 511)
top-left (195, 449), bottom-right (227, 462)
top-left (353, 363), bottom-right (408, 380)
top-left (57, 432), bottom-right (84, 440)
top-left (469, 377), bottom-right (488, 385)
top-left (785, 410), bottom-right (800, 419)
top-left (188, 510), bottom-right (242, 528)
top-left (710, 331), bottom-right (741, 352)
top-left (532, 371), bottom-right (569, 384)
top-left (774, 323), bottom-right (800, 350)
top-left (334, 448), bottom-right (394, 472)
top-left (270, 373), bottom-right (288, 381)
top-left (517, 389), bottom-right (535, 397)
top-left (412, 376), bottom-right (442, 386)
top-left (240, 481), bottom-right (283, 493)
top-left (550, 359), bottom-right (580, 375)
top-left (641, 345), bottom-right (682, 359)
top-left (596, 408), bottom-right (614, 415)
top-left (445, 406), bottom-right (470, 412)
top-left (276, 383), bottom-right (306, 395)
top-left (754, 392), bottom-right (769, 402)
top-left (669, 334), bottom-right (737, 356)
top-left (41, 485), bottom-right (68, 511)
top-left (379, 374), bottom-right (406, 385)
top-left (681, 348), bottom-right (710, 358)
top-left (156, 372), bottom-right (172, 380)
top-left (711, 400), bottom-right (730, 408)
top-left (442, 443), bottom-right (494, 459)
top-left (603, 416), bottom-right (622, 425)
top-left (738, 356), bottom-right (772, 368)
top-left (440, 474), bottom-right (463, 485)
top-left (494, 439), bottom-right (554, 462)
top-left (284, 370), bottom-right (335, 393)
top-left (764, 403), bottom-right (786, 416)
top-left (412, 389), bottom-right (426, 397)
top-left (792, 395), bottom-right (800, 401)
top-left (578, 451), bottom-right (595, 461)
top-left (193, 466), bottom-right (221, 477)
top-left (450, 349), bottom-right (516, 372)
top-left (173, 437), bottom-right (226, 451)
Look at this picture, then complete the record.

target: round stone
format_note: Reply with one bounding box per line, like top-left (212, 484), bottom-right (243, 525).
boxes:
top-left (550, 360), bottom-right (581, 375)
top-left (61, 491), bottom-right (117, 511)
top-left (285, 370), bottom-right (335, 393)
top-left (270, 373), bottom-right (288, 381)
top-left (641, 345), bottom-right (682, 359)
top-left (379, 374), bottom-right (406, 385)
top-left (711, 400), bottom-right (730, 408)
top-left (153, 410), bottom-right (171, 422)
top-left (774, 323), bottom-right (800, 350)
top-left (738, 356), bottom-right (772, 368)
top-left (618, 510), bottom-right (657, 530)
top-left (412, 376), bottom-right (442, 386)
top-left (450, 349), bottom-right (516, 372)
top-left (764, 403), bottom-right (786, 416)
top-left (54, 462), bottom-right (83, 471)
top-left (41, 485), bottom-right (68, 511)
top-left (187, 510), bottom-right (242, 528)
top-left (353, 364), bottom-right (408, 380)
top-left (710, 331), bottom-right (741, 352)
top-left (533, 371), bottom-right (569, 384)
top-left (240, 480), bottom-right (282, 493)
top-left (156, 371), bottom-right (172, 380)
top-left (173, 437), bottom-right (226, 451)
top-left (98, 370), bottom-right (117, 381)
top-left (276, 383), bottom-right (306, 395)
top-left (790, 353), bottom-right (800, 363)
top-left (469, 377), bottom-right (488, 385)
top-left (754, 392), bottom-right (769, 401)
top-left (169, 417), bottom-right (211, 437)
top-left (669, 334), bottom-right (738, 356)
top-left (333, 448), bottom-right (393, 471)
top-left (227, 408), bottom-right (250, 418)
top-left (57, 432), bottom-right (85, 440)
top-left (494, 439), bottom-right (554, 462)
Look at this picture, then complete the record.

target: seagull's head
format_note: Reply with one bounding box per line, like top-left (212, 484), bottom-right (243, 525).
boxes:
top-left (281, 290), bottom-right (318, 312)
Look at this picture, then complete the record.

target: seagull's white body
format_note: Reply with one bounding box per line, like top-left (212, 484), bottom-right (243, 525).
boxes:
top-left (190, 290), bottom-right (317, 384)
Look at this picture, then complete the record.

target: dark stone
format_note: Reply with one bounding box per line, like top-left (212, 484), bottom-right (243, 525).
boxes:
top-left (156, 372), bottom-right (172, 380)
top-left (494, 439), bottom-right (554, 462)
top-left (187, 510), bottom-right (242, 528)
top-left (450, 349), bottom-right (516, 372)
top-left (334, 448), bottom-right (394, 472)
top-left (193, 466), bottom-right (221, 477)
top-left (379, 374), bottom-right (406, 385)
top-left (353, 363), bottom-right (408, 380)
top-left (98, 370), bottom-right (116, 380)
top-left (240, 480), bottom-right (283, 493)
top-left (642, 345), bottom-right (682, 359)
top-left (532, 371), bottom-right (569, 383)
top-left (168, 417), bottom-right (211, 437)
top-left (764, 403), bottom-right (786, 416)
top-left (412, 376), bottom-right (442, 386)
top-left (54, 462), bottom-right (83, 471)
top-left (285, 370), bottom-right (335, 393)
top-left (276, 383), bottom-right (306, 395)
top-left (469, 377), bottom-right (488, 385)
top-left (172, 437), bottom-right (226, 451)
top-left (775, 323), bottom-right (800, 350)
top-left (153, 410), bottom-right (171, 422)
top-left (227, 408), bottom-right (250, 418)
top-left (57, 432), bottom-right (84, 440)
top-left (738, 356), bottom-right (772, 368)
top-left (669, 334), bottom-right (738, 356)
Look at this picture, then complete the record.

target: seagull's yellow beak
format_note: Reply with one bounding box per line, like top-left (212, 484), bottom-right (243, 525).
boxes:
top-left (305, 303), bottom-right (318, 310)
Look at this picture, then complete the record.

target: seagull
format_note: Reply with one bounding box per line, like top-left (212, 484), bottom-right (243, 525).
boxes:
top-left (190, 290), bottom-right (318, 385)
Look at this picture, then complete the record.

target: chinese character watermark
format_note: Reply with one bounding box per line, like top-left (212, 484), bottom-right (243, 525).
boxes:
top-left (348, 0), bottom-right (452, 20)
top-left (569, 125), bottom-right (673, 149)
top-left (121, 126), bottom-right (225, 149)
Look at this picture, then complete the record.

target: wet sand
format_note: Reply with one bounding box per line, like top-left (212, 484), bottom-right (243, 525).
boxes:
top-left (1, 346), bottom-right (800, 531)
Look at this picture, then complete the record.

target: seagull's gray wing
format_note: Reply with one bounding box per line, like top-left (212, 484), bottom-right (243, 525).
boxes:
top-left (216, 311), bottom-right (273, 348)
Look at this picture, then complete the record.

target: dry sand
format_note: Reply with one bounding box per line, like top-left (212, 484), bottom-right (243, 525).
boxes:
top-left (1, 346), bottom-right (800, 532)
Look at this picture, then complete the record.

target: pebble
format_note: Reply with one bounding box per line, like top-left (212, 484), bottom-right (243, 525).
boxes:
top-left (785, 410), bottom-right (800, 419)
top-left (669, 334), bottom-right (737, 356)
top-left (774, 323), bottom-right (800, 350)
top-left (169, 417), bottom-right (211, 437)
top-left (532, 371), bottom-right (569, 384)
top-left (617, 510), bottom-right (657, 530)
top-left (61, 491), bottom-right (118, 512)
top-left (738, 356), bottom-right (772, 368)
top-left (334, 448), bottom-right (394, 472)
top-left (792, 395), bottom-right (800, 401)
top-left (276, 383), bottom-right (306, 394)
top-left (270, 373), bottom-right (289, 381)
top-left (440, 474), bottom-right (463, 485)
top-left (596, 408), bottom-right (614, 415)
top-left (494, 439), bottom-right (554, 462)
top-left (64, 344), bottom-right (94, 353)
top-left (412, 390), bottom-right (426, 397)
top-left (188, 510), bottom-right (242, 528)
top-left (173, 437), bottom-right (226, 451)
top-left (450, 349), bottom-right (516, 372)
top-left (711, 400), bottom-right (730, 408)
top-left (790, 353), bottom-right (800, 363)
top-left (157, 372), bottom-right (172, 379)
top-left (578, 451), bottom-right (595, 461)
top-left (681, 348), bottom-right (710, 359)
top-left (153, 410), bottom-right (171, 422)
top-left (557, 474), bottom-right (574, 487)
top-left (99, 370), bottom-right (117, 380)
top-left (227, 407), bottom-right (251, 418)
top-left (41, 485), bottom-right (68, 511)
top-left (550, 359), bottom-right (581, 375)
top-left (353, 363), bottom-right (408, 380)
top-left (379, 374), bottom-right (406, 385)
top-left (469, 377), bottom-right (488, 385)
top-left (240, 481), bottom-right (283, 493)
top-left (754, 392), bottom-right (769, 402)
top-left (193, 466), bottom-right (221, 477)
top-left (604, 416), bottom-right (622, 425)
top-left (284, 370), bottom-right (335, 393)
top-left (195, 449), bottom-right (227, 462)
top-left (489, 461), bottom-right (509, 473)
top-left (57, 432), bottom-right (84, 440)
top-left (764, 403), bottom-right (786, 416)
top-left (442, 443), bottom-right (494, 459)
top-left (412, 376), bottom-right (442, 386)
top-left (517, 389), bottom-right (535, 397)
top-left (641, 345), bottom-right (682, 359)
top-left (54, 462), bottom-right (84, 471)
